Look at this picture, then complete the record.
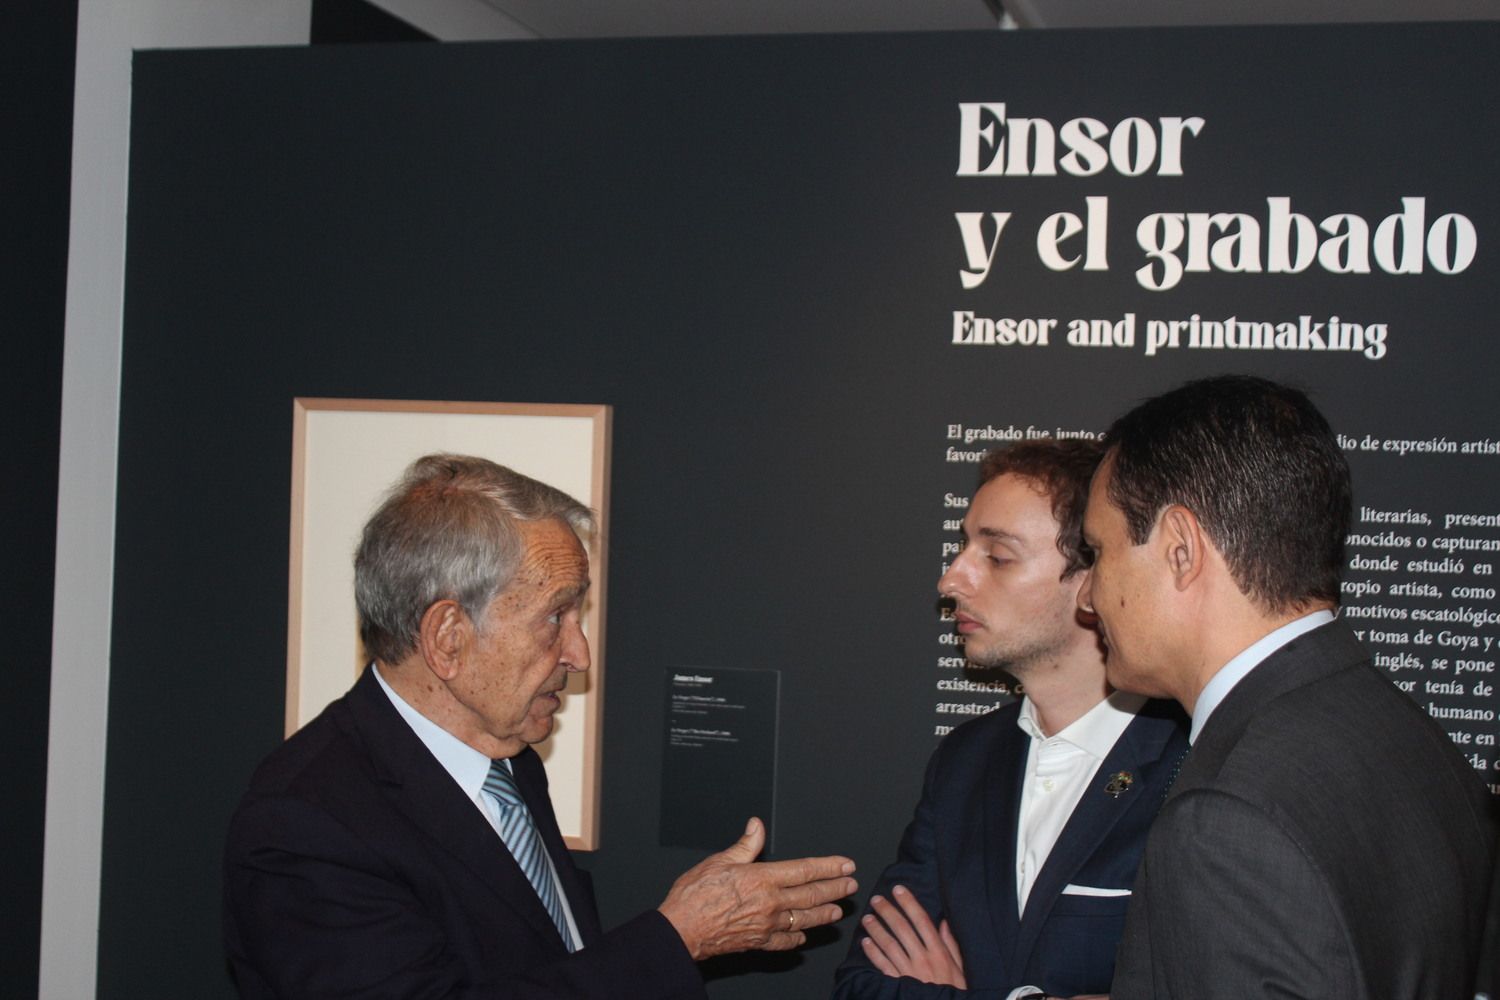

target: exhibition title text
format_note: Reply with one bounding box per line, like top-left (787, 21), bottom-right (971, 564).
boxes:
top-left (955, 103), bottom-right (1477, 293)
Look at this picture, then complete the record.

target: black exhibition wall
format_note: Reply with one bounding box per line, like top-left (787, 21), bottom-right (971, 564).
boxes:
top-left (109, 24), bottom-right (1498, 997)
top-left (4, 2), bottom-right (76, 996)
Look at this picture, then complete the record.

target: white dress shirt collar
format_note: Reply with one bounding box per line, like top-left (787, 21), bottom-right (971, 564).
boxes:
top-left (370, 663), bottom-right (584, 950)
top-left (1017, 688), bottom-right (1147, 754)
top-left (372, 662), bottom-right (492, 797)
top-left (1190, 609), bottom-right (1334, 743)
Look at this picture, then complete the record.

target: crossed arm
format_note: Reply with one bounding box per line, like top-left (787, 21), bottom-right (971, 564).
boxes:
top-left (861, 892), bottom-right (1106, 1000)
top-left (859, 885), bottom-right (968, 988)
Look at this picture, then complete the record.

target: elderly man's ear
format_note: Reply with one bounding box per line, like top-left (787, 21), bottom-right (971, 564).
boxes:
top-left (418, 600), bottom-right (471, 680)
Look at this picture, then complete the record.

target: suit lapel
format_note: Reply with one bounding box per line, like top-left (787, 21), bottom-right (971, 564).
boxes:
top-left (979, 718), bottom-right (1028, 959)
top-left (344, 668), bottom-right (571, 952)
top-left (1010, 709), bottom-right (1177, 969)
top-left (1173, 620), bottom-right (1365, 801)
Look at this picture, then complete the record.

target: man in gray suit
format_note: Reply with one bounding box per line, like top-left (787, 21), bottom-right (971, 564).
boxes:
top-left (1080, 375), bottom-right (1494, 999)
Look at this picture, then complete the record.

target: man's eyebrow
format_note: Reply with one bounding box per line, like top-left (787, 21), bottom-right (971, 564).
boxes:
top-left (972, 526), bottom-right (1030, 551)
top-left (548, 579), bottom-right (592, 605)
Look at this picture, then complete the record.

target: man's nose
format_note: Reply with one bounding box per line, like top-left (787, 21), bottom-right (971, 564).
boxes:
top-left (1077, 570), bottom-right (1095, 614)
top-left (938, 548), bottom-right (971, 598)
top-left (563, 620), bottom-right (591, 672)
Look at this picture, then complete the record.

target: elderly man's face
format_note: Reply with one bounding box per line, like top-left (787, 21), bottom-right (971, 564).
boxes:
top-left (454, 517), bottom-right (591, 757)
top-left (937, 472), bottom-right (1087, 675)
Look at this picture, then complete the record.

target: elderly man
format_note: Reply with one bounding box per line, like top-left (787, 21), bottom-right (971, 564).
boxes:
top-left (225, 454), bottom-right (856, 998)
top-left (1082, 376), bottom-right (1494, 999)
top-left (833, 440), bottom-right (1188, 999)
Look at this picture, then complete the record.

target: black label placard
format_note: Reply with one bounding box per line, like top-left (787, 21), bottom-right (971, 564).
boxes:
top-left (660, 668), bottom-right (780, 852)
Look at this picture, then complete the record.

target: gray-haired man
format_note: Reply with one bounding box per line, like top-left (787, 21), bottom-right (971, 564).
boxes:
top-left (225, 454), bottom-right (856, 998)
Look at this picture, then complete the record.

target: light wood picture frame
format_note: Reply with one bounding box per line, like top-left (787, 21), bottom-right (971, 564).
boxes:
top-left (287, 398), bottom-right (611, 849)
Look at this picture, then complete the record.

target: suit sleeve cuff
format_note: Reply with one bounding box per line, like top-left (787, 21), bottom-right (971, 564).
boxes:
top-left (597, 909), bottom-right (706, 1000)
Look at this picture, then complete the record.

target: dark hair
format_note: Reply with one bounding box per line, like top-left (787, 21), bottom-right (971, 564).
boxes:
top-left (355, 454), bottom-right (594, 664)
top-left (978, 438), bottom-right (1104, 578)
top-left (1102, 375), bottom-right (1350, 612)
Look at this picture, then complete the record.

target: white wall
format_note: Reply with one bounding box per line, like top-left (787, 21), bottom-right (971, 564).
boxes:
top-left (42, 4), bottom-right (311, 997)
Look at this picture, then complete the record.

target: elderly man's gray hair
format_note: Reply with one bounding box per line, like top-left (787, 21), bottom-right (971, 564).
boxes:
top-left (354, 453), bottom-right (594, 664)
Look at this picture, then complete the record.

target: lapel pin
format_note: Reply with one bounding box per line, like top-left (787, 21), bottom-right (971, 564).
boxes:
top-left (1103, 770), bottom-right (1134, 798)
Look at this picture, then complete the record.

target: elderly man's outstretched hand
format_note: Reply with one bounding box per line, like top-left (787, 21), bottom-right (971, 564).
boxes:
top-left (658, 817), bottom-right (858, 960)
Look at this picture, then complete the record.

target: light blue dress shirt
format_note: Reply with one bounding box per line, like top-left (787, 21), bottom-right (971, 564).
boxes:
top-left (1189, 609), bottom-right (1335, 743)
top-left (372, 664), bottom-right (583, 950)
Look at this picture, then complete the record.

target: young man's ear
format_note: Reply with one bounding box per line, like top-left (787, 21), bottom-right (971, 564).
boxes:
top-left (417, 600), bottom-right (472, 680)
top-left (1159, 505), bottom-right (1206, 591)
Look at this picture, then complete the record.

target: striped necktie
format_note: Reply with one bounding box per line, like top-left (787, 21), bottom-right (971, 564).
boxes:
top-left (482, 760), bottom-right (575, 951)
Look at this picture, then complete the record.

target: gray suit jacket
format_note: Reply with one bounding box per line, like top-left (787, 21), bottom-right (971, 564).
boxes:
top-left (1111, 620), bottom-right (1495, 1000)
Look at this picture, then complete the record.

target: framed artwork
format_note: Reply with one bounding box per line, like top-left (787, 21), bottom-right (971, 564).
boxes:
top-left (287, 398), bottom-right (611, 849)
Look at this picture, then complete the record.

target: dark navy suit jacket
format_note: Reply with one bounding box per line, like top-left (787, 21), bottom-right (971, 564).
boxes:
top-left (224, 666), bottom-right (705, 999)
top-left (833, 697), bottom-right (1188, 999)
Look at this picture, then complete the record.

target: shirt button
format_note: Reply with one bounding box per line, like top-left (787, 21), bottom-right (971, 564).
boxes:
top-left (1042, 779), bottom-right (1055, 792)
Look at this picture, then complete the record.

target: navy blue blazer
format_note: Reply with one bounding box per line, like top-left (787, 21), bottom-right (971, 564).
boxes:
top-left (833, 697), bottom-right (1188, 999)
top-left (224, 666), bottom-right (705, 999)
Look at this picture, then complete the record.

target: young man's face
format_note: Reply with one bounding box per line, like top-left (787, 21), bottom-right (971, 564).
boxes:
top-left (938, 472), bottom-right (1088, 675)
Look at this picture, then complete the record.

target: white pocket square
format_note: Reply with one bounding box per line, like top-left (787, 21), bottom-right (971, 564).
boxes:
top-left (1061, 883), bottom-right (1131, 897)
